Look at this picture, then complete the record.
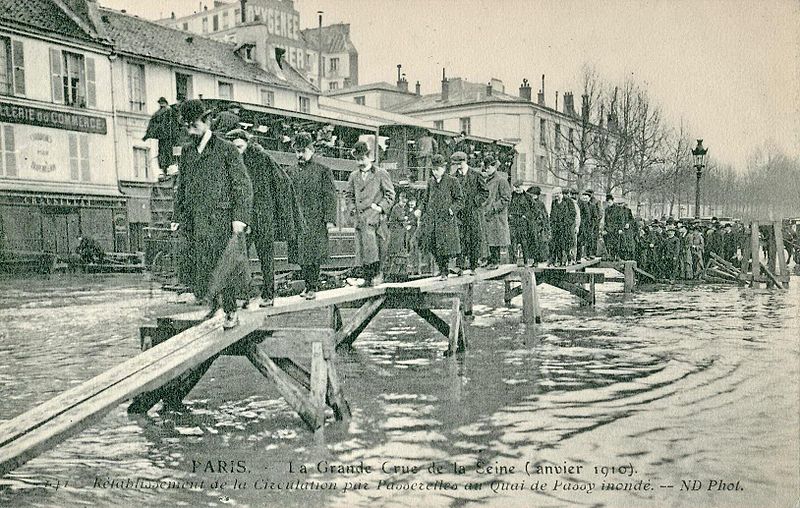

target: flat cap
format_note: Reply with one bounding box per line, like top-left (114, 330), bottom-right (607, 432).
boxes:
top-left (450, 151), bottom-right (467, 162)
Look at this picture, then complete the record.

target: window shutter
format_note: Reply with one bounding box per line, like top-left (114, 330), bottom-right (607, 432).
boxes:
top-left (11, 40), bottom-right (24, 95)
top-left (49, 48), bottom-right (63, 103)
top-left (3, 126), bottom-right (16, 177)
top-left (79, 134), bottom-right (90, 181)
top-left (85, 57), bottom-right (96, 108)
top-left (68, 133), bottom-right (79, 180)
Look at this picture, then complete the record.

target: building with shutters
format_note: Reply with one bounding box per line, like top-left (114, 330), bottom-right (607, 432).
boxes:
top-left (0, 0), bottom-right (319, 262)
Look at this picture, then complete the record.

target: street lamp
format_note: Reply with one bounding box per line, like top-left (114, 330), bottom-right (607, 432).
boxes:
top-left (692, 139), bottom-right (708, 218)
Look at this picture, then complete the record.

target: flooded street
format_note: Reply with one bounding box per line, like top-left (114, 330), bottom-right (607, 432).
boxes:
top-left (0, 273), bottom-right (798, 507)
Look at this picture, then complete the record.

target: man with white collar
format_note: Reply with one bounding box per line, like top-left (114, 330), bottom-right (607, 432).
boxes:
top-left (449, 151), bottom-right (488, 275)
top-left (174, 100), bottom-right (253, 329)
top-left (346, 141), bottom-right (395, 287)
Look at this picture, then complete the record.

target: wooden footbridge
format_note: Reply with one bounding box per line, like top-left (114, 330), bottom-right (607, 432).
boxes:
top-left (0, 260), bottom-right (639, 477)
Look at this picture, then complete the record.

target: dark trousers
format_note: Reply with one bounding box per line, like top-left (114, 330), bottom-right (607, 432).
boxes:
top-left (251, 228), bottom-right (275, 299)
top-left (301, 263), bottom-right (320, 291)
top-left (436, 256), bottom-right (451, 275)
top-left (509, 218), bottom-right (531, 261)
top-left (488, 246), bottom-right (502, 265)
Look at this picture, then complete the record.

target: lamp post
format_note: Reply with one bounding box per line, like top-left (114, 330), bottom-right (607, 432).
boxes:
top-left (691, 139), bottom-right (708, 218)
top-left (317, 11), bottom-right (323, 90)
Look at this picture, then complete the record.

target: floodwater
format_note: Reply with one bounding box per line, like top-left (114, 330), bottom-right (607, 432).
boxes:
top-left (0, 272), bottom-right (798, 508)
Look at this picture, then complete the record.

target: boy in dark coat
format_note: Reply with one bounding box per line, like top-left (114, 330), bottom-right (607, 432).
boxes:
top-left (421, 155), bottom-right (464, 279)
top-left (286, 132), bottom-right (337, 300)
top-left (225, 129), bottom-right (302, 307)
top-left (174, 100), bottom-right (253, 329)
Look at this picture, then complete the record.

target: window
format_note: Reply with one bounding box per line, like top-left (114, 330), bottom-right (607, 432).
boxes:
top-left (298, 95), bottom-right (310, 113)
top-left (133, 147), bottom-right (149, 179)
top-left (175, 72), bottom-right (193, 101)
top-left (202, 17), bottom-right (208, 33)
top-left (539, 118), bottom-right (546, 146)
top-left (460, 117), bottom-right (471, 135)
top-left (329, 82), bottom-right (338, 91)
top-left (554, 123), bottom-right (561, 150)
top-left (0, 37), bottom-right (24, 96)
top-left (212, 15), bottom-right (219, 31)
top-left (354, 96), bottom-right (365, 105)
top-left (234, 9), bottom-right (240, 24)
top-left (537, 155), bottom-right (546, 183)
top-left (0, 125), bottom-right (16, 177)
top-left (329, 57), bottom-right (339, 73)
top-left (218, 81), bottom-right (233, 99)
top-left (68, 133), bottom-right (90, 181)
top-left (50, 49), bottom-right (95, 108)
top-left (297, 50), bottom-right (304, 69)
top-left (182, 22), bottom-right (188, 30)
top-left (127, 63), bottom-right (145, 112)
top-left (260, 89), bottom-right (274, 106)
top-left (434, 120), bottom-right (443, 130)
top-left (222, 11), bottom-right (229, 29)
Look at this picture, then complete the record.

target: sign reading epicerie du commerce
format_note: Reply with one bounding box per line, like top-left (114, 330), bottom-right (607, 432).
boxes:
top-left (0, 101), bottom-right (107, 135)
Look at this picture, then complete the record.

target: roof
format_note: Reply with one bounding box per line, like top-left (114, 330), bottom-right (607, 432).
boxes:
top-left (98, 7), bottom-right (316, 93)
top-left (0, 0), bottom-right (96, 42)
top-left (388, 78), bottom-right (526, 114)
top-left (325, 81), bottom-right (415, 97)
top-left (300, 23), bottom-right (356, 54)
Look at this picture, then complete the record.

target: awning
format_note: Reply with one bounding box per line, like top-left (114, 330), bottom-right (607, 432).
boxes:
top-left (265, 150), bottom-right (359, 174)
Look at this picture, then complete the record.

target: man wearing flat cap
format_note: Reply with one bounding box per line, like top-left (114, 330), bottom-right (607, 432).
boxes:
top-left (213, 102), bottom-right (242, 134)
top-left (449, 150), bottom-right (488, 275)
top-left (225, 129), bottom-right (302, 307)
top-left (174, 100), bottom-right (253, 328)
top-left (286, 132), bottom-right (337, 300)
top-left (143, 97), bottom-right (184, 173)
top-left (346, 141), bottom-right (395, 287)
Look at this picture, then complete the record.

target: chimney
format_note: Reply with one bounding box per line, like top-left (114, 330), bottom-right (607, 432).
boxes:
top-left (581, 93), bottom-right (589, 121)
top-left (537, 74), bottom-right (545, 105)
top-left (240, 0), bottom-right (247, 22)
top-left (486, 81), bottom-right (492, 96)
top-left (396, 64), bottom-right (402, 88)
top-left (398, 74), bottom-right (409, 92)
top-left (441, 68), bottom-right (449, 102)
top-left (564, 92), bottom-right (576, 116)
top-left (555, 91), bottom-right (559, 111)
top-left (415, 81), bottom-right (421, 96)
top-left (519, 78), bottom-right (531, 101)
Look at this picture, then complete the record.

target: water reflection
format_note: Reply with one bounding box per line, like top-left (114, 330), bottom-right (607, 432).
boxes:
top-left (0, 274), bottom-right (797, 507)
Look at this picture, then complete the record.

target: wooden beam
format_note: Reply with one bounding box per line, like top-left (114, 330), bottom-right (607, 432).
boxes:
top-left (244, 342), bottom-right (323, 431)
top-left (773, 222), bottom-right (790, 286)
top-left (710, 252), bottom-right (739, 274)
top-left (273, 358), bottom-right (310, 390)
top-left (537, 271), bottom-right (606, 284)
top-left (464, 283), bottom-right (474, 316)
top-left (548, 279), bottom-right (592, 305)
top-left (446, 297), bottom-right (463, 356)
top-left (257, 328), bottom-right (334, 360)
top-left (334, 297), bottom-right (385, 348)
top-left (328, 305), bottom-right (343, 331)
top-left (634, 267), bottom-right (656, 282)
top-left (324, 357), bottom-right (350, 421)
top-left (413, 309), bottom-right (450, 337)
top-left (623, 261), bottom-right (636, 293)
top-left (309, 342), bottom-right (328, 430)
top-left (751, 221), bottom-right (762, 286)
top-left (760, 262), bottom-right (785, 290)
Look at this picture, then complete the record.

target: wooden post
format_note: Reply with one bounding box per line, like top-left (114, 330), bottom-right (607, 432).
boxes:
top-left (328, 305), bottom-right (343, 331)
top-left (503, 280), bottom-right (512, 306)
top-left (325, 357), bottom-right (350, 421)
top-left (773, 222), bottom-right (790, 287)
top-left (623, 261), bottom-right (635, 293)
top-left (464, 283), bottom-right (474, 316)
top-left (521, 268), bottom-right (542, 324)
top-left (751, 221), bottom-right (761, 287)
top-left (589, 274), bottom-right (596, 306)
top-left (309, 342), bottom-right (328, 431)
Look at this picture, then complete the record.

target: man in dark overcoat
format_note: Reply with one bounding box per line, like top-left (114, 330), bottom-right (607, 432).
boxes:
top-left (225, 129), bottom-right (302, 307)
top-left (420, 154), bottom-right (464, 279)
top-left (174, 100), bottom-right (253, 328)
top-left (482, 157), bottom-right (511, 269)
top-left (346, 141), bottom-right (396, 287)
top-left (286, 132), bottom-right (337, 300)
top-left (508, 180), bottom-right (533, 265)
top-left (577, 190), bottom-right (595, 261)
top-left (586, 189), bottom-right (603, 257)
top-left (526, 186), bottom-right (550, 265)
top-left (603, 194), bottom-right (623, 259)
top-left (549, 187), bottom-right (576, 266)
top-left (449, 151), bottom-right (488, 275)
top-left (143, 97), bottom-right (184, 171)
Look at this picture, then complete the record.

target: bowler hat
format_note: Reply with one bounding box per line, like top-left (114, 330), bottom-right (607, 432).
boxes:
top-left (431, 154), bottom-right (447, 167)
top-left (450, 151), bottom-right (467, 162)
top-left (527, 186), bottom-right (542, 195)
top-left (180, 100), bottom-right (210, 124)
top-left (351, 141), bottom-right (370, 158)
top-left (291, 132), bottom-right (314, 150)
top-left (157, 96), bottom-right (169, 104)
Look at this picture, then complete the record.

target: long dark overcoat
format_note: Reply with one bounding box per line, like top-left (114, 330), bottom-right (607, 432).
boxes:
top-left (346, 166), bottom-right (395, 265)
top-left (420, 174), bottom-right (464, 258)
top-left (174, 133), bottom-right (253, 298)
top-left (286, 158), bottom-right (337, 265)
top-left (483, 171), bottom-right (511, 246)
top-left (451, 167), bottom-right (488, 251)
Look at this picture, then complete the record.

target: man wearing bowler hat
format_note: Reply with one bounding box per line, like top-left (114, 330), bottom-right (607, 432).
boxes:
top-left (174, 100), bottom-right (253, 329)
top-left (346, 141), bottom-right (395, 287)
top-left (143, 96), bottom-right (184, 173)
top-left (286, 132), bottom-right (337, 300)
top-left (449, 150), bottom-right (487, 275)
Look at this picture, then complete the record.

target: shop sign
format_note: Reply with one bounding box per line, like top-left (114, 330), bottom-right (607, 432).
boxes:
top-left (0, 101), bottom-right (107, 135)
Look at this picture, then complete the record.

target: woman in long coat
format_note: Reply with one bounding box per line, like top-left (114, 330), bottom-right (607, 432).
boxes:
top-left (420, 155), bottom-right (464, 279)
top-left (482, 161), bottom-right (511, 268)
top-left (285, 133), bottom-right (337, 298)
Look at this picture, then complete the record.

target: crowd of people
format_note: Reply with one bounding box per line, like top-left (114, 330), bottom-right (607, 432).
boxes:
top-left (165, 99), bottom-right (799, 330)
